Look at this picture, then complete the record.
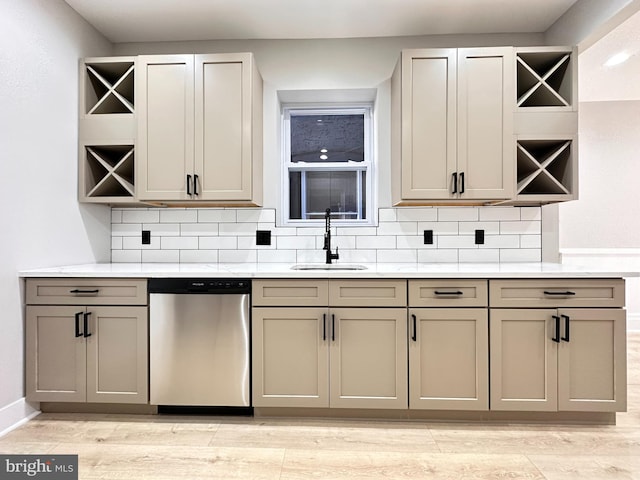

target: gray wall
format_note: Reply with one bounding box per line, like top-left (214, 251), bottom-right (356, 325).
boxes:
top-left (0, 0), bottom-right (112, 430)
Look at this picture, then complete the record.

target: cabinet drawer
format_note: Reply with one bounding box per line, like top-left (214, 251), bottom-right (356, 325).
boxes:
top-left (489, 279), bottom-right (625, 308)
top-left (253, 280), bottom-right (328, 306)
top-left (329, 280), bottom-right (407, 307)
top-left (26, 278), bottom-right (148, 305)
top-left (409, 280), bottom-right (488, 307)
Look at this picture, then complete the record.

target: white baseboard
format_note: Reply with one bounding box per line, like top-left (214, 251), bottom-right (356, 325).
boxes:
top-left (0, 397), bottom-right (40, 438)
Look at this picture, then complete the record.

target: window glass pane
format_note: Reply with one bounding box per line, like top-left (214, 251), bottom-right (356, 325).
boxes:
top-left (290, 114), bottom-right (364, 163)
top-left (288, 170), bottom-right (360, 220)
top-left (289, 171), bottom-right (302, 219)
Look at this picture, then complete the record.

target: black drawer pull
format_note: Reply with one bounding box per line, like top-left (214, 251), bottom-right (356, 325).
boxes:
top-left (75, 312), bottom-right (83, 337)
top-left (552, 315), bottom-right (561, 343)
top-left (323, 313), bottom-right (327, 341)
top-left (434, 290), bottom-right (463, 296)
top-left (411, 314), bottom-right (417, 342)
top-left (452, 172), bottom-right (458, 194)
top-left (70, 289), bottom-right (99, 294)
top-left (543, 291), bottom-right (576, 296)
top-left (561, 314), bottom-right (570, 342)
top-left (83, 312), bottom-right (92, 338)
top-left (331, 314), bottom-right (335, 342)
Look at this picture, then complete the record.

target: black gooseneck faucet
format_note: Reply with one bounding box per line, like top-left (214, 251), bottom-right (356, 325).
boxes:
top-left (324, 208), bottom-right (339, 264)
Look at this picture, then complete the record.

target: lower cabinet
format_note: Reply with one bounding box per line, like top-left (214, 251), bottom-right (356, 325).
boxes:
top-left (490, 308), bottom-right (627, 412)
top-left (252, 306), bottom-right (408, 409)
top-left (26, 305), bottom-right (148, 404)
top-left (409, 308), bottom-right (488, 410)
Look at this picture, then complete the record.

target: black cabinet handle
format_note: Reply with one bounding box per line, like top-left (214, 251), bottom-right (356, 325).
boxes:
top-left (561, 314), bottom-right (570, 342)
top-left (193, 174), bottom-right (199, 196)
top-left (434, 290), bottom-right (464, 296)
top-left (75, 312), bottom-right (83, 338)
top-left (70, 289), bottom-right (99, 295)
top-left (452, 172), bottom-right (458, 194)
top-left (323, 313), bottom-right (327, 341)
top-left (411, 314), bottom-right (417, 342)
top-left (459, 172), bottom-right (465, 194)
top-left (552, 315), bottom-right (560, 343)
top-left (543, 291), bottom-right (576, 296)
top-left (331, 314), bottom-right (335, 342)
top-left (187, 174), bottom-right (192, 196)
top-left (83, 312), bottom-right (92, 338)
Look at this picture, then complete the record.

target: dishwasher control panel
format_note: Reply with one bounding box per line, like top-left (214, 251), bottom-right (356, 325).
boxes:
top-left (148, 278), bottom-right (251, 294)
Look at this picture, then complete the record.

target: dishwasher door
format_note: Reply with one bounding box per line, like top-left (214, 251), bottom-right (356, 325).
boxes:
top-left (150, 293), bottom-right (250, 406)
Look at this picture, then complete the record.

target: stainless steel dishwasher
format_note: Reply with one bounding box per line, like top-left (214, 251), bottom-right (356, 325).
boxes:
top-left (149, 278), bottom-right (250, 407)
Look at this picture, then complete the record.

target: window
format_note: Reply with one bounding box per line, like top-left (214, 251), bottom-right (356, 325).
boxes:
top-left (282, 106), bottom-right (373, 225)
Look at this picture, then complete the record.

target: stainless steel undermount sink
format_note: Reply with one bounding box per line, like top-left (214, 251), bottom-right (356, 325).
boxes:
top-left (291, 264), bottom-right (368, 271)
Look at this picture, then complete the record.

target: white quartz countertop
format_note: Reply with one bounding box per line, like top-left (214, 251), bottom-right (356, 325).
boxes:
top-left (18, 261), bottom-right (640, 279)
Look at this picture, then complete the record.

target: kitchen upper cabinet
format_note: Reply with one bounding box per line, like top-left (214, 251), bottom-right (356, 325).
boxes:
top-left (392, 47), bottom-right (514, 204)
top-left (136, 53), bottom-right (263, 204)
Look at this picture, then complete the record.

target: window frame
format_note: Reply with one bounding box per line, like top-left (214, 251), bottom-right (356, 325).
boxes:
top-left (281, 104), bottom-right (375, 227)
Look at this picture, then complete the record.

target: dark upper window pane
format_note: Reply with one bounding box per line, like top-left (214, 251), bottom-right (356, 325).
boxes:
top-left (290, 114), bottom-right (364, 163)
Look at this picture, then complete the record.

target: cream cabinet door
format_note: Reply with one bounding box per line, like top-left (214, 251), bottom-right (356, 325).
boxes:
top-left (457, 47), bottom-right (514, 200)
top-left (490, 309), bottom-right (558, 411)
top-left (195, 53), bottom-right (259, 201)
top-left (557, 308), bottom-right (627, 412)
top-left (329, 308), bottom-right (408, 409)
top-left (252, 307), bottom-right (329, 408)
top-left (26, 306), bottom-right (87, 402)
top-left (137, 54), bottom-right (195, 200)
top-left (409, 308), bottom-right (488, 410)
top-left (86, 306), bottom-right (148, 404)
top-left (400, 49), bottom-right (457, 200)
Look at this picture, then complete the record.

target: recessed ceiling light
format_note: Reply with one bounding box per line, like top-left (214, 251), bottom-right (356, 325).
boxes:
top-left (320, 154), bottom-right (328, 160)
top-left (320, 148), bottom-right (328, 153)
top-left (604, 52), bottom-right (631, 67)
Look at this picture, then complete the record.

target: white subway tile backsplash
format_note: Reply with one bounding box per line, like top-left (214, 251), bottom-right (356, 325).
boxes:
top-left (520, 235), bottom-right (542, 248)
top-left (143, 223), bottom-right (180, 237)
top-left (377, 222), bottom-right (417, 236)
top-left (198, 209), bottom-right (237, 223)
top-left (377, 250), bottom-right (417, 263)
top-left (438, 207), bottom-right (478, 222)
top-left (258, 250), bottom-right (297, 263)
top-left (500, 249), bottom-right (541, 262)
top-left (161, 237), bottom-right (199, 250)
top-left (142, 250), bottom-right (179, 263)
top-left (219, 223), bottom-right (258, 236)
top-left (418, 249), bottom-right (459, 263)
top-left (199, 237), bottom-right (237, 250)
top-left (378, 208), bottom-right (397, 222)
top-left (180, 250), bottom-right (218, 263)
top-left (278, 236), bottom-right (315, 250)
top-left (396, 208), bottom-right (437, 222)
top-left (112, 249), bottom-right (141, 263)
top-left (500, 221), bottom-right (541, 235)
top-left (122, 210), bottom-right (159, 224)
top-left (123, 236), bottom-right (160, 250)
top-left (520, 207), bottom-right (542, 221)
top-left (479, 207), bottom-right (521, 221)
top-left (111, 206), bottom-right (542, 264)
top-left (160, 209), bottom-right (198, 223)
top-left (438, 235), bottom-right (477, 249)
top-left (180, 223), bottom-right (219, 236)
top-left (458, 222), bottom-right (500, 235)
top-left (459, 249), bottom-right (500, 263)
top-left (356, 236), bottom-right (396, 249)
top-left (219, 250), bottom-right (257, 263)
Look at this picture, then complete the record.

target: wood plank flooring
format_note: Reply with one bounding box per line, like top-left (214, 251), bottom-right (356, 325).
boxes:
top-left (1, 332), bottom-right (639, 479)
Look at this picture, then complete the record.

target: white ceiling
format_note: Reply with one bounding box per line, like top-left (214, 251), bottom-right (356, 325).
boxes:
top-left (64, 0), bottom-right (579, 42)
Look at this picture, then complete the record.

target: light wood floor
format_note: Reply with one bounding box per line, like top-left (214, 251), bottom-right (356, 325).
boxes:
top-left (2, 332), bottom-right (639, 479)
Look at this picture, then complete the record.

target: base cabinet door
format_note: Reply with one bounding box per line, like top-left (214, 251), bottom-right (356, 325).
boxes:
top-left (86, 306), bottom-right (148, 404)
top-left (329, 308), bottom-right (408, 409)
top-left (557, 308), bottom-right (627, 412)
top-left (26, 306), bottom-right (87, 402)
top-left (252, 307), bottom-right (329, 408)
top-left (26, 305), bottom-right (148, 404)
top-left (490, 309), bottom-right (558, 411)
top-left (409, 308), bottom-right (488, 410)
